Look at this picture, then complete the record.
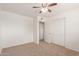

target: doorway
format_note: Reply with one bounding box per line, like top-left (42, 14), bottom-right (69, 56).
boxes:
top-left (39, 22), bottom-right (45, 42)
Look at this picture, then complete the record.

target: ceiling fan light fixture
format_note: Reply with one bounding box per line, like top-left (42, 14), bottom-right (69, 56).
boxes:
top-left (41, 7), bottom-right (48, 12)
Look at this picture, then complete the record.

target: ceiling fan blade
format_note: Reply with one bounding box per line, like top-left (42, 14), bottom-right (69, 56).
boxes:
top-left (39, 11), bottom-right (42, 13)
top-left (32, 6), bottom-right (40, 8)
top-left (48, 9), bottom-right (52, 12)
top-left (48, 3), bottom-right (57, 7)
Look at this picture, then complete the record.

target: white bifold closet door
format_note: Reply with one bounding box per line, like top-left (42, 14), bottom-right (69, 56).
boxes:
top-left (52, 18), bottom-right (65, 46)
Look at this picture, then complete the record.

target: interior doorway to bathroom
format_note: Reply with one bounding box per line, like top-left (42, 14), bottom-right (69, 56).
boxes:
top-left (39, 22), bottom-right (45, 42)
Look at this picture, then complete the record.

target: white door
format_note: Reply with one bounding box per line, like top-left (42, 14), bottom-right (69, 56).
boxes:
top-left (52, 18), bottom-right (65, 46)
top-left (39, 22), bottom-right (44, 41)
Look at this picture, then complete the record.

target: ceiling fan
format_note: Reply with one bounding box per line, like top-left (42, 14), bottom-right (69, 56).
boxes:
top-left (32, 3), bottom-right (57, 13)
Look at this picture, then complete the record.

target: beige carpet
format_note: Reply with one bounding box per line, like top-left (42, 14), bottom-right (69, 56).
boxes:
top-left (1, 41), bottom-right (79, 56)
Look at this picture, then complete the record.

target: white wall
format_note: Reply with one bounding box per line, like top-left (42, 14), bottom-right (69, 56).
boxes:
top-left (33, 16), bottom-right (41, 44)
top-left (65, 9), bottom-right (79, 52)
top-left (45, 8), bottom-right (79, 52)
top-left (33, 17), bottom-right (38, 44)
top-left (44, 18), bottom-right (54, 43)
top-left (0, 10), bottom-right (33, 48)
top-left (0, 24), bottom-right (2, 49)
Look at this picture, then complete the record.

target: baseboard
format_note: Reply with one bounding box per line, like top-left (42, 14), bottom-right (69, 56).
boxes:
top-left (2, 41), bottom-right (33, 49)
top-left (44, 39), bottom-right (52, 43)
top-left (1, 40), bottom-right (33, 49)
top-left (65, 47), bottom-right (79, 53)
top-left (52, 42), bottom-right (79, 53)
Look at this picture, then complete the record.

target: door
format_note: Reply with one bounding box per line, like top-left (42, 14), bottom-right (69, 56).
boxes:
top-left (39, 22), bottom-right (44, 41)
top-left (52, 18), bottom-right (65, 46)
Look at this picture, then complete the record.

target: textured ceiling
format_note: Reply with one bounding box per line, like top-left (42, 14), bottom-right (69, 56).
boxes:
top-left (0, 3), bottom-right (79, 18)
